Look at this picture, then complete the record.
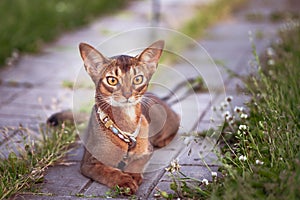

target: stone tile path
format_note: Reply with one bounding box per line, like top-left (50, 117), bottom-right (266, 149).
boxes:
top-left (0, 0), bottom-right (294, 199)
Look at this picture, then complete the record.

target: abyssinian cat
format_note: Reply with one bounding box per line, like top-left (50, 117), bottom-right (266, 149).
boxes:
top-left (49, 40), bottom-right (180, 194)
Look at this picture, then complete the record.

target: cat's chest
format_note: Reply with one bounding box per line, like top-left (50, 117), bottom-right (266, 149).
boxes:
top-left (123, 106), bottom-right (136, 121)
top-left (113, 106), bottom-right (139, 131)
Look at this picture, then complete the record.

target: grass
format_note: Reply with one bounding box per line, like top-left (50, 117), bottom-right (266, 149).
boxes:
top-left (0, 0), bottom-right (126, 68)
top-left (0, 124), bottom-right (77, 199)
top-left (158, 19), bottom-right (300, 200)
top-left (181, 0), bottom-right (244, 39)
top-left (161, 0), bottom-right (245, 64)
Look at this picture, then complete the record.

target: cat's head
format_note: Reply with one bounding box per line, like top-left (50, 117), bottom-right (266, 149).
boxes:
top-left (79, 40), bottom-right (164, 107)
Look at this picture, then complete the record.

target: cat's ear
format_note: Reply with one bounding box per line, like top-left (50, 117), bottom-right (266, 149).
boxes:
top-left (138, 40), bottom-right (164, 73)
top-left (79, 43), bottom-right (109, 84)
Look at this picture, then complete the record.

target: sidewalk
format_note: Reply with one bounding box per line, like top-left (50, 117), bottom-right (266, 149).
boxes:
top-left (0, 0), bottom-right (289, 199)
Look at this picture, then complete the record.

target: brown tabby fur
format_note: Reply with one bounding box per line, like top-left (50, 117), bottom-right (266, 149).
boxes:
top-left (50, 41), bottom-right (180, 194)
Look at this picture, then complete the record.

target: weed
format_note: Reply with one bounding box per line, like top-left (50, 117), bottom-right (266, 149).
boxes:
top-left (164, 19), bottom-right (300, 200)
top-left (61, 80), bottom-right (74, 89)
top-left (0, 123), bottom-right (77, 199)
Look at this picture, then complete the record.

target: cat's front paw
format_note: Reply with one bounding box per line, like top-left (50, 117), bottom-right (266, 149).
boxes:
top-left (116, 174), bottom-right (139, 195)
top-left (128, 173), bottom-right (143, 186)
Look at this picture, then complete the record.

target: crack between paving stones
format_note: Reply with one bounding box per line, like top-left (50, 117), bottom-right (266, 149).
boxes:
top-left (78, 179), bottom-right (93, 194)
top-left (144, 145), bottom-right (187, 198)
top-left (142, 168), bottom-right (167, 198)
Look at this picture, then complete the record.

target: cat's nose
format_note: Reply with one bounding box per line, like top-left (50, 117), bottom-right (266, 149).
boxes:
top-left (123, 91), bottom-right (132, 99)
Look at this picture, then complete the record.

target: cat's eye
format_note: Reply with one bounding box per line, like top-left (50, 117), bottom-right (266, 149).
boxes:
top-left (133, 75), bottom-right (143, 85)
top-left (106, 76), bottom-right (119, 86)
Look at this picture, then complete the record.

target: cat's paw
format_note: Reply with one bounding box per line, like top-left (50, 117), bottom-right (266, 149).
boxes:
top-left (128, 173), bottom-right (143, 186)
top-left (116, 174), bottom-right (139, 195)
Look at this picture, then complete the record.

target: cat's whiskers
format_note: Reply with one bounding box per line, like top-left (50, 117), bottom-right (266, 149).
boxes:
top-left (141, 97), bottom-right (157, 109)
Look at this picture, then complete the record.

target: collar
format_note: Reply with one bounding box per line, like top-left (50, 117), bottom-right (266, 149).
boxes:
top-left (96, 106), bottom-right (141, 149)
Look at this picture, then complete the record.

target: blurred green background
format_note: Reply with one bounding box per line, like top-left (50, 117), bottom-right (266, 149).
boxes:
top-left (0, 0), bottom-right (126, 67)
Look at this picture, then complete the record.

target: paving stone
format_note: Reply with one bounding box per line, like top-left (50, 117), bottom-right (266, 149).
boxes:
top-left (40, 163), bottom-right (90, 196)
top-left (64, 142), bottom-right (85, 162)
top-left (178, 140), bottom-right (221, 166)
top-left (11, 87), bottom-right (72, 110)
top-left (149, 180), bottom-right (172, 198)
top-left (0, 86), bottom-right (28, 105)
top-left (137, 169), bottom-right (165, 198)
top-left (82, 181), bottom-right (110, 198)
top-left (14, 194), bottom-right (96, 200)
top-left (0, 56), bottom-right (60, 85)
top-left (0, 116), bottom-right (42, 127)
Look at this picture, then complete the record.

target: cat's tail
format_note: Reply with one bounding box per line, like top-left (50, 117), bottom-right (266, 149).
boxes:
top-left (160, 77), bottom-right (207, 106)
top-left (47, 110), bottom-right (88, 126)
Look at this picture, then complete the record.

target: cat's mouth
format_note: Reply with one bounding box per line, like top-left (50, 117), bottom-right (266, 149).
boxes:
top-left (108, 98), bottom-right (140, 107)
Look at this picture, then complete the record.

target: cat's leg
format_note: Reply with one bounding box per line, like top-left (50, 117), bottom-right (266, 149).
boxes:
top-left (81, 150), bottom-right (138, 194)
top-left (123, 153), bottom-right (152, 186)
top-left (143, 93), bottom-right (180, 148)
top-left (149, 121), bottom-right (179, 148)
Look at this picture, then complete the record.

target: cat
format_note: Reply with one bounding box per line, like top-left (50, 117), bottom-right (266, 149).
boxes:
top-left (49, 40), bottom-right (180, 194)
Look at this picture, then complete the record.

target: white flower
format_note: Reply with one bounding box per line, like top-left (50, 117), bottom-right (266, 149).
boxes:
top-left (229, 120), bottom-right (235, 126)
top-left (226, 115), bottom-right (234, 122)
top-left (239, 125), bottom-right (247, 130)
top-left (211, 171), bottom-right (217, 177)
top-left (223, 111), bottom-right (231, 118)
top-left (234, 106), bottom-right (244, 113)
top-left (202, 178), bottom-right (209, 185)
top-left (240, 113), bottom-right (248, 119)
top-left (255, 159), bottom-right (264, 165)
top-left (165, 158), bottom-right (181, 173)
top-left (266, 47), bottom-right (275, 57)
top-left (268, 59), bottom-right (275, 66)
top-left (239, 155), bottom-right (247, 161)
